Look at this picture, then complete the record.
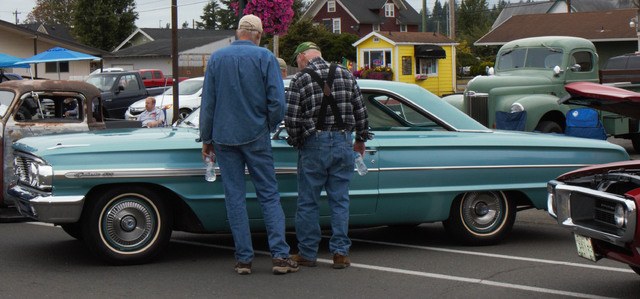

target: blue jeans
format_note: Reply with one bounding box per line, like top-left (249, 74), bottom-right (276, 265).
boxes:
top-left (214, 132), bottom-right (290, 263)
top-left (296, 131), bottom-right (354, 260)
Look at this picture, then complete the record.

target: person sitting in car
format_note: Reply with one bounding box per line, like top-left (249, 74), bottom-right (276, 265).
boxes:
top-left (137, 97), bottom-right (164, 127)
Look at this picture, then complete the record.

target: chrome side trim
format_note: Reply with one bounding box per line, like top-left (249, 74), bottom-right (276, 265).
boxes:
top-left (54, 164), bottom-right (589, 180)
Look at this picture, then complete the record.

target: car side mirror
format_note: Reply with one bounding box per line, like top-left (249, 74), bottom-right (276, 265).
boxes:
top-left (117, 85), bottom-right (125, 92)
top-left (487, 67), bottom-right (495, 76)
top-left (553, 65), bottom-right (563, 76)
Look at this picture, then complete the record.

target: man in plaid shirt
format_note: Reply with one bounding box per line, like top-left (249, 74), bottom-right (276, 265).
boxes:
top-left (285, 41), bottom-right (371, 270)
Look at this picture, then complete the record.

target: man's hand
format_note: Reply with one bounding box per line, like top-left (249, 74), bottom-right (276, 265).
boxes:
top-left (353, 140), bottom-right (365, 156)
top-left (202, 143), bottom-right (215, 162)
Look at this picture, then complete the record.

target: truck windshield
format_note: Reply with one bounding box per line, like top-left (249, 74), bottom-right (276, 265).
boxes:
top-left (496, 47), bottom-right (563, 71)
top-left (0, 90), bottom-right (14, 117)
top-left (85, 74), bottom-right (118, 92)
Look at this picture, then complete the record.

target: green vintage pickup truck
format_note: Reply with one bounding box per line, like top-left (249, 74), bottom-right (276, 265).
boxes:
top-left (443, 36), bottom-right (640, 151)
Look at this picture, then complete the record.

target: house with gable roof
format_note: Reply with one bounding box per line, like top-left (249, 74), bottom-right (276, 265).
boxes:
top-left (353, 31), bottom-right (458, 96)
top-left (476, 8), bottom-right (639, 67)
top-left (103, 28), bottom-right (236, 78)
top-left (301, 0), bottom-right (422, 37)
top-left (0, 19), bottom-right (105, 80)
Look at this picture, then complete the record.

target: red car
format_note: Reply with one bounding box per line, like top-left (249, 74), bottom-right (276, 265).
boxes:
top-left (548, 82), bottom-right (640, 276)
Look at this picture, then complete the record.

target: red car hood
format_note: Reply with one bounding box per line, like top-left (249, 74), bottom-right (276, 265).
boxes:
top-left (562, 82), bottom-right (640, 119)
top-left (556, 159), bottom-right (639, 181)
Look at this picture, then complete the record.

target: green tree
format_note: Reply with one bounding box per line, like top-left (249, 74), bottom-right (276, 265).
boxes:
top-left (196, 0), bottom-right (220, 29)
top-left (280, 19), bottom-right (358, 64)
top-left (72, 0), bottom-right (138, 51)
top-left (25, 0), bottom-right (77, 27)
top-left (215, 0), bottom-right (240, 30)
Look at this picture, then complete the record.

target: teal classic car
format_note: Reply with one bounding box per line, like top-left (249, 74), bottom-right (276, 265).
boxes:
top-left (8, 80), bottom-right (629, 265)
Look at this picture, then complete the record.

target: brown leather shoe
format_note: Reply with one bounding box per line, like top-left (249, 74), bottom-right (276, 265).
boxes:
top-left (332, 253), bottom-right (350, 269)
top-left (291, 254), bottom-right (317, 267)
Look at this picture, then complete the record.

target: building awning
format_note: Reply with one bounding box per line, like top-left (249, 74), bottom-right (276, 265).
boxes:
top-left (414, 45), bottom-right (446, 59)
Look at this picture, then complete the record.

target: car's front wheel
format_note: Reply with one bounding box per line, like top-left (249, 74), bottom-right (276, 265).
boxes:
top-left (82, 186), bottom-right (172, 265)
top-left (443, 191), bottom-right (516, 245)
top-left (535, 120), bottom-right (563, 133)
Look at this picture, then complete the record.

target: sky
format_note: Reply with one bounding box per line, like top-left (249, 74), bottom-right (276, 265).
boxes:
top-left (0, 0), bottom-right (514, 29)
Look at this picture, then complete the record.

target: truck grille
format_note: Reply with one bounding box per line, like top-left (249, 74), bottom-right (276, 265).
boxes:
top-left (465, 92), bottom-right (489, 126)
top-left (14, 155), bottom-right (30, 183)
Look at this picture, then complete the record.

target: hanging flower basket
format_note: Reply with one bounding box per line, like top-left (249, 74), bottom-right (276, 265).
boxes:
top-left (415, 74), bottom-right (428, 80)
top-left (353, 66), bottom-right (393, 81)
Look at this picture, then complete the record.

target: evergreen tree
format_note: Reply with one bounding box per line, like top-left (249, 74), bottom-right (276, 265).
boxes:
top-left (196, 0), bottom-right (220, 29)
top-left (215, 0), bottom-right (240, 30)
top-left (72, 0), bottom-right (138, 51)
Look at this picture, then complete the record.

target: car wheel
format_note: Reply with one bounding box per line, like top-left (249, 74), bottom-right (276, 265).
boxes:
top-left (630, 265), bottom-right (640, 276)
top-left (178, 108), bottom-right (191, 120)
top-left (535, 120), bottom-right (563, 133)
top-left (61, 223), bottom-right (84, 240)
top-left (443, 191), bottom-right (516, 245)
top-left (82, 186), bottom-right (172, 265)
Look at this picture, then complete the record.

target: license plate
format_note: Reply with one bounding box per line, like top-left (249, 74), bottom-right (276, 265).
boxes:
top-left (574, 234), bottom-right (598, 262)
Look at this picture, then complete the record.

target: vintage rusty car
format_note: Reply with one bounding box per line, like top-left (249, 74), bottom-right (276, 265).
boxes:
top-left (0, 80), bottom-right (139, 219)
top-left (7, 79), bottom-right (629, 264)
top-left (548, 82), bottom-right (640, 276)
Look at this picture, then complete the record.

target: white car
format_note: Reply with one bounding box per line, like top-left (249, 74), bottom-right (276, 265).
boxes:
top-left (124, 76), bottom-right (203, 124)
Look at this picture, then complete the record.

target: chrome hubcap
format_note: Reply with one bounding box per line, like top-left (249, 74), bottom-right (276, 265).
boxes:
top-left (461, 192), bottom-right (504, 233)
top-left (103, 199), bottom-right (154, 250)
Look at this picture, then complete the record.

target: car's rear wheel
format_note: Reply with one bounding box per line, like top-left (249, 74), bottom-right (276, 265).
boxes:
top-left (178, 108), bottom-right (192, 120)
top-left (61, 223), bottom-right (83, 240)
top-left (443, 191), bottom-right (516, 245)
top-left (535, 120), bottom-right (563, 133)
top-left (82, 186), bottom-right (172, 265)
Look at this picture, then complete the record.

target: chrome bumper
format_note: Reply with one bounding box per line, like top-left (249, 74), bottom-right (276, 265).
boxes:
top-left (547, 180), bottom-right (637, 246)
top-left (8, 184), bottom-right (84, 223)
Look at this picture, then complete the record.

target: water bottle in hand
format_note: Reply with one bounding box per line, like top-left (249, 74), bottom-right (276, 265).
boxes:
top-left (354, 152), bottom-right (368, 176)
top-left (205, 155), bottom-right (216, 182)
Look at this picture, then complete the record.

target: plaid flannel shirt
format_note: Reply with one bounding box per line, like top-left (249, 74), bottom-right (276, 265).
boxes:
top-left (285, 57), bottom-right (369, 147)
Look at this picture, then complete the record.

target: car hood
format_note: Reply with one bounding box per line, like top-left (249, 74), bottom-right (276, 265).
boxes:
top-left (466, 73), bottom-right (552, 92)
top-left (561, 82), bottom-right (640, 119)
top-left (555, 159), bottom-right (640, 181)
top-left (13, 127), bottom-right (201, 159)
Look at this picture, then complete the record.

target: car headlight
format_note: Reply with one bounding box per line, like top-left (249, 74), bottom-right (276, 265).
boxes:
top-left (614, 203), bottom-right (626, 228)
top-left (510, 103), bottom-right (524, 113)
top-left (21, 160), bottom-right (53, 191)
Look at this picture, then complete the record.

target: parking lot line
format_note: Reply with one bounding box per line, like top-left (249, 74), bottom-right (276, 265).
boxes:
top-left (172, 239), bottom-right (615, 299)
top-left (347, 237), bottom-right (634, 273)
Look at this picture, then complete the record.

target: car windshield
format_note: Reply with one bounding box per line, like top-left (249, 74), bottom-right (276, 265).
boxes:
top-left (85, 74), bottom-right (118, 91)
top-left (496, 47), bottom-right (563, 71)
top-left (164, 79), bottom-right (203, 96)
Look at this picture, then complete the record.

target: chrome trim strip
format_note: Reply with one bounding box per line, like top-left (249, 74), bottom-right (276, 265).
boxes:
top-left (47, 144), bottom-right (91, 150)
top-left (54, 164), bottom-right (589, 179)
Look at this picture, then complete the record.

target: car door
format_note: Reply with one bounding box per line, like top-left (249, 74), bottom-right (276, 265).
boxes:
top-left (110, 74), bottom-right (145, 118)
top-left (269, 124), bottom-right (380, 224)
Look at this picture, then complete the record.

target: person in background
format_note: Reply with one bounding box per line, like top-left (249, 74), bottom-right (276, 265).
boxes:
top-left (199, 14), bottom-right (298, 276)
top-left (63, 98), bottom-right (78, 118)
top-left (277, 57), bottom-right (287, 78)
top-left (137, 97), bottom-right (164, 127)
top-left (285, 41), bottom-right (371, 269)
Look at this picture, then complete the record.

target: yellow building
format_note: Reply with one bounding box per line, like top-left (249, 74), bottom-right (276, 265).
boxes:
top-left (352, 31), bottom-right (458, 96)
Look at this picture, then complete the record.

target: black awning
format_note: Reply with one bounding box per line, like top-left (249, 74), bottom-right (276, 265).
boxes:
top-left (414, 45), bottom-right (446, 59)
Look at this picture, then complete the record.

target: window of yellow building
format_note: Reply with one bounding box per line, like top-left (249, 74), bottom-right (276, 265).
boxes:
top-left (364, 50), bottom-right (392, 68)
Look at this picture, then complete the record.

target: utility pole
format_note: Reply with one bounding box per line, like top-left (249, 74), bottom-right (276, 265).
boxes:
top-left (13, 10), bottom-right (20, 24)
top-left (171, 0), bottom-right (179, 124)
top-left (422, 0), bottom-right (427, 32)
top-left (449, 0), bottom-right (455, 39)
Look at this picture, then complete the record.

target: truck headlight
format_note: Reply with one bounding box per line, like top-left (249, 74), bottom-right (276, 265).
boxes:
top-left (26, 161), bottom-right (53, 191)
top-left (614, 203), bottom-right (626, 228)
top-left (510, 103), bottom-right (524, 113)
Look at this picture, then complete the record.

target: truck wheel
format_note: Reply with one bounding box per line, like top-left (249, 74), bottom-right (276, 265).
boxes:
top-left (82, 186), bottom-right (172, 265)
top-left (535, 121), bottom-right (563, 133)
top-left (442, 191), bottom-right (516, 245)
top-left (631, 135), bottom-right (640, 154)
top-left (61, 223), bottom-right (84, 240)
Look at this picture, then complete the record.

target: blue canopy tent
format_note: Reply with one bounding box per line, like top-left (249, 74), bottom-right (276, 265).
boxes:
top-left (19, 47), bottom-right (100, 79)
top-left (0, 53), bottom-right (29, 68)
